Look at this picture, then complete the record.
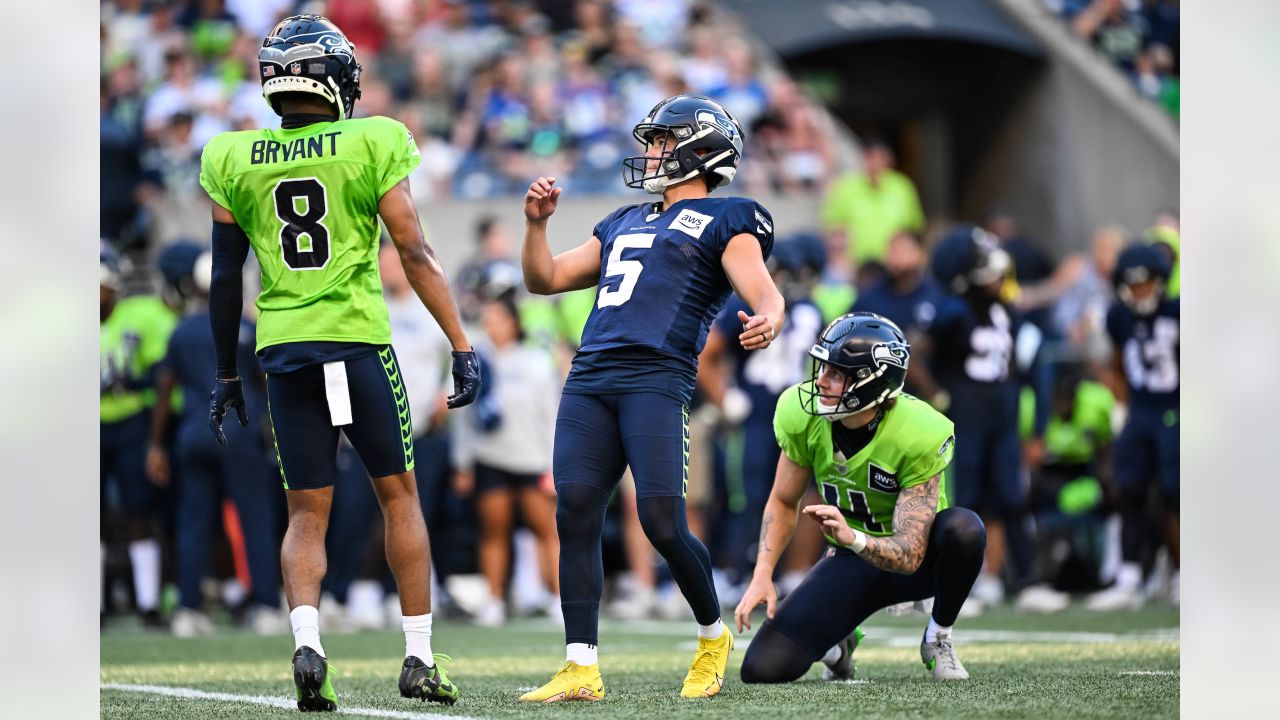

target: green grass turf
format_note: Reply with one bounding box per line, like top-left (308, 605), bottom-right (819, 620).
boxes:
top-left (101, 605), bottom-right (1179, 719)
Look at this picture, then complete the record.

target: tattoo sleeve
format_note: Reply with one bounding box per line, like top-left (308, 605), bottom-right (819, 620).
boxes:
top-left (856, 475), bottom-right (940, 574)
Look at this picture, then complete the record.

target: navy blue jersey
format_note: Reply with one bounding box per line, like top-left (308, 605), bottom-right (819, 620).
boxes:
top-left (851, 276), bottom-right (943, 336)
top-left (167, 312), bottom-right (265, 429)
top-left (928, 296), bottom-right (1020, 390)
top-left (566, 196), bottom-right (774, 403)
top-left (713, 294), bottom-right (822, 427)
top-left (1106, 298), bottom-right (1179, 410)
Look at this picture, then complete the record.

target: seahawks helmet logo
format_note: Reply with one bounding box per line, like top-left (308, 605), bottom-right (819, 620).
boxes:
top-left (871, 342), bottom-right (908, 368)
top-left (696, 109), bottom-right (738, 142)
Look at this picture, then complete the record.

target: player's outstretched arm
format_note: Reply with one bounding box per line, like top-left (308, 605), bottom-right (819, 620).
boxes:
top-left (805, 475), bottom-right (940, 574)
top-left (722, 233), bottom-right (785, 351)
top-left (379, 178), bottom-right (471, 352)
top-left (734, 452), bottom-right (810, 631)
top-left (521, 176), bottom-right (601, 295)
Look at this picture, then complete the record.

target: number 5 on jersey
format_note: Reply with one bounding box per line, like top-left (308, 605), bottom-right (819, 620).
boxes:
top-left (597, 233), bottom-right (655, 308)
top-left (274, 177), bottom-right (331, 270)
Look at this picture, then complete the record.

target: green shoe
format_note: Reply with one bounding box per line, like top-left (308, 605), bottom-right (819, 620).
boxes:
top-left (292, 646), bottom-right (337, 711)
top-left (399, 654), bottom-right (459, 705)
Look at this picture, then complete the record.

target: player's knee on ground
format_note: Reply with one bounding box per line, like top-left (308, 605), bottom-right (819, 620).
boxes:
top-left (740, 624), bottom-right (816, 684)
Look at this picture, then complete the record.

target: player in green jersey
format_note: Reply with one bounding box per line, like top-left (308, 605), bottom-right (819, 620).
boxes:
top-left (734, 313), bottom-right (986, 682)
top-left (199, 15), bottom-right (479, 711)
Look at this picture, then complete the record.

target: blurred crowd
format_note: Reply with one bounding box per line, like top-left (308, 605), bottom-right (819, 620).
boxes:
top-left (1045, 0), bottom-right (1180, 118)
top-left (101, 0), bottom-right (838, 255)
top-left (101, 133), bottom-right (1181, 634)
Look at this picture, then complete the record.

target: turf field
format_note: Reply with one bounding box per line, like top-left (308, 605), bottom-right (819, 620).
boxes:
top-left (101, 605), bottom-right (1179, 719)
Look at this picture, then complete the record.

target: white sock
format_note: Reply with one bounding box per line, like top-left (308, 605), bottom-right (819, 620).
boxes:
top-left (290, 605), bottom-right (325, 657)
top-left (566, 642), bottom-right (598, 666)
top-left (1115, 562), bottom-right (1142, 590)
top-left (697, 620), bottom-right (724, 640)
top-left (128, 539), bottom-right (161, 612)
top-left (925, 617), bottom-right (950, 644)
top-left (820, 645), bottom-right (842, 664)
top-left (403, 613), bottom-right (433, 663)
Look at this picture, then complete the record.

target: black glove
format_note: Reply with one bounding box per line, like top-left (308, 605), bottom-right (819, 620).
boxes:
top-left (447, 350), bottom-right (481, 409)
top-left (209, 376), bottom-right (249, 446)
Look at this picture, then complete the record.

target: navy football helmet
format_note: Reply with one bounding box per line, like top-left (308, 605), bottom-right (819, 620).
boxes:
top-left (1112, 242), bottom-right (1170, 315)
top-left (800, 312), bottom-right (910, 421)
top-left (623, 95), bottom-right (743, 194)
top-left (930, 225), bottom-right (1011, 295)
top-left (100, 241), bottom-right (122, 291)
top-left (259, 14), bottom-right (362, 120)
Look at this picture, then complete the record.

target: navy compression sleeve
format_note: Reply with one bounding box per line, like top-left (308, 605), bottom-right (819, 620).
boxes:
top-left (210, 221), bottom-right (250, 378)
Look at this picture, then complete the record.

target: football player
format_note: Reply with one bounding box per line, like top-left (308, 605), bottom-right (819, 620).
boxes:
top-left (519, 95), bottom-right (785, 701)
top-left (100, 244), bottom-right (178, 629)
top-left (199, 15), bottom-right (480, 710)
top-left (1086, 243), bottom-right (1179, 609)
top-left (734, 313), bottom-right (985, 682)
top-left (909, 227), bottom-right (1066, 612)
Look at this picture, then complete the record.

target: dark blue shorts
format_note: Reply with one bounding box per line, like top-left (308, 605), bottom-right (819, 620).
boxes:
top-left (475, 463), bottom-right (542, 494)
top-left (265, 346), bottom-right (414, 490)
top-left (1114, 405), bottom-right (1179, 500)
top-left (947, 383), bottom-right (1023, 515)
top-left (553, 391), bottom-right (689, 499)
top-left (100, 413), bottom-right (158, 515)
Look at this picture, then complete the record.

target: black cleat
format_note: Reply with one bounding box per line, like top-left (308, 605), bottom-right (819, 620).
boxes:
top-left (292, 646), bottom-right (338, 712)
top-left (399, 655), bottom-right (459, 705)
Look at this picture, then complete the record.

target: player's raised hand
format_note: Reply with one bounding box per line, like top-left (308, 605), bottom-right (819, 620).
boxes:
top-left (209, 377), bottom-right (249, 446)
top-left (737, 309), bottom-right (776, 351)
top-left (447, 350), bottom-right (482, 408)
top-left (733, 575), bottom-right (778, 633)
top-left (524, 176), bottom-right (561, 222)
top-left (803, 504), bottom-right (859, 547)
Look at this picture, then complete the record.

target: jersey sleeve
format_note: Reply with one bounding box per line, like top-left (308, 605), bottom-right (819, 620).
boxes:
top-left (374, 118), bottom-right (423, 198)
top-left (199, 133), bottom-right (234, 210)
top-left (773, 384), bottom-right (813, 467)
top-left (899, 403), bottom-right (955, 490)
top-left (1104, 303), bottom-right (1124, 345)
top-left (715, 198), bottom-right (774, 260)
top-left (592, 204), bottom-right (638, 244)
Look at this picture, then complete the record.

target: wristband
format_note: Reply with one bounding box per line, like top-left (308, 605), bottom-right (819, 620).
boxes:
top-left (847, 527), bottom-right (868, 554)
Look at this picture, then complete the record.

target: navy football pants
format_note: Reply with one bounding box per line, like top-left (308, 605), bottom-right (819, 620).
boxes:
top-left (741, 508), bottom-right (986, 683)
top-left (553, 391), bottom-right (719, 645)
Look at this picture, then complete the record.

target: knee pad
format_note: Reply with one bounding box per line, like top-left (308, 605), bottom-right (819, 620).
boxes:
top-left (555, 483), bottom-right (609, 540)
top-left (939, 508), bottom-right (987, 552)
top-left (635, 495), bottom-right (682, 551)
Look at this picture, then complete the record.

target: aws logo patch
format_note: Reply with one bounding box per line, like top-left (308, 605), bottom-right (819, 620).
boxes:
top-left (868, 463), bottom-right (899, 494)
top-left (669, 208), bottom-right (713, 240)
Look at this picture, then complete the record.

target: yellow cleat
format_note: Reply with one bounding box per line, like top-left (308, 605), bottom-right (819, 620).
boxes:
top-left (680, 622), bottom-right (733, 698)
top-left (518, 661), bottom-right (606, 703)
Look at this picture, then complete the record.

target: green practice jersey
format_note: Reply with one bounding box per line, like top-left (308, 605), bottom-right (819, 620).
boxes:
top-left (774, 384), bottom-right (955, 540)
top-left (199, 115), bottom-right (421, 352)
top-left (101, 295), bottom-right (178, 423)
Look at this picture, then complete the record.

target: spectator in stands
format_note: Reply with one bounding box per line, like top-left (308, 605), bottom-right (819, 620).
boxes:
top-left (1071, 0), bottom-right (1147, 73)
top-left (143, 47), bottom-right (225, 148)
top-left (710, 40), bottom-right (769, 132)
top-left (452, 295), bottom-right (562, 627)
top-left (821, 136), bottom-right (925, 267)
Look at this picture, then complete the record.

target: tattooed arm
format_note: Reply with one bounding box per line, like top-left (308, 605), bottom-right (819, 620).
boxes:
top-left (804, 475), bottom-right (940, 574)
top-left (733, 451), bottom-right (810, 631)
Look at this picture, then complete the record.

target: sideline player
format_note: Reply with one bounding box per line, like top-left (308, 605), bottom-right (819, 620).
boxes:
top-left (519, 95), bottom-right (785, 701)
top-left (200, 15), bottom-right (479, 711)
top-left (1086, 243), bottom-right (1179, 609)
top-left (734, 313), bottom-right (986, 682)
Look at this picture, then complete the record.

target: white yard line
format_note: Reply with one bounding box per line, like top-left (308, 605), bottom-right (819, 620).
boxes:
top-left (1118, 670), bottom-right (1178, 676)
top-left (101, 683), bottom-right (485, 720)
